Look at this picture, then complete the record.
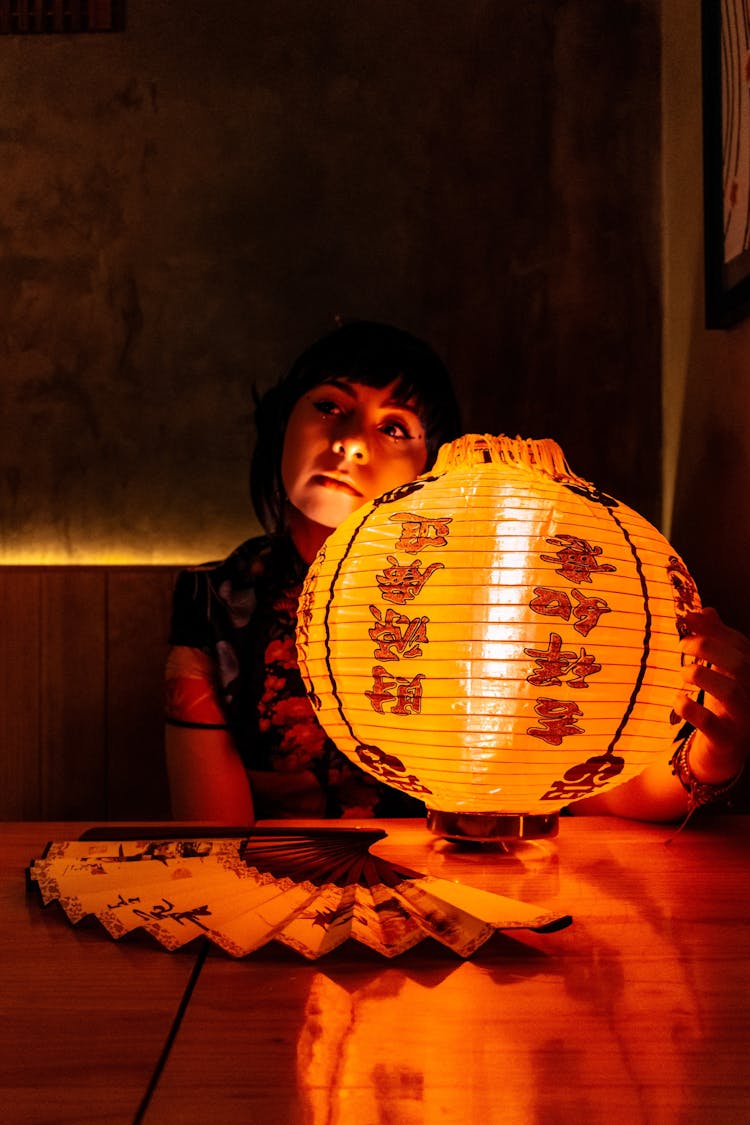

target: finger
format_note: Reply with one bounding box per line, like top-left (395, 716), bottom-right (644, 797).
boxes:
top-left (673, 684), bottom-right (750, 756)
top-left (683, 606), bottom-right (724, 630)
top-left (684, 604), bottom-right (720, 623)
top-left (682, 608), bottom-right (750, 656)
top-left (672, 700), bottom-right (747, 781)
top-left (680, 634), bottom-right (750, 679)
top-left (679, 662), bottom-right (750, 717)
top-left (673, 693), bottom-right (732, 746)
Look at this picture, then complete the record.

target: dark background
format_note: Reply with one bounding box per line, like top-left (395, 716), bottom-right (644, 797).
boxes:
top-left (4, 1), bottom-right (750, 819)
top-left (0, 0), bottom-right (662, 564)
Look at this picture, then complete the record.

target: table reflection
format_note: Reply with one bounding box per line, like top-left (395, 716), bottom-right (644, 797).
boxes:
top-left (295, 844), bottom-right (702, 1123)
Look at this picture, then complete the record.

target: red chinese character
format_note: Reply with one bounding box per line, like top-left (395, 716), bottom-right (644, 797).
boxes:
top-left (525, 633), bottom-right (602, 689)
top-left (368, 606), bottom-right (429, 660)
top-left (529, 587), bottom-right (572, 621)
top-left (540, 534), bottom-right (616, 584)
top-left (666, 555), bottom-right (700, 634)
top-left (566, 650), bottom-right (602, 689)
top-left (354, 743), bottom-right (432, 795)
top-left (527, 697), bottom-right (585, 745)
top-left (296, 589), bottom-right (314, 645)
top-left (540, 754), bottom-right (625, 800)
top-left (571, 590), bottom-right (611, 637)
top-left (389, 512), bottom-right (452, 553)
top-left (365, 666), bottom-right (425, 715)
top-left (376, 555), bottom-right (444, 604)
top-left (524, 632), bottom-right (578, 687)
top-left (530, 586), bottom-right (611, 637)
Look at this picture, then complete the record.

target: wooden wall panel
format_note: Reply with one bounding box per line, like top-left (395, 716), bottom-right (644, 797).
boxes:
top-left (0, 567), bottom-right (180, 821)
top-left (39, 569), bottom-right (108, 819)
top-left (2, 566), bottom-right (747, 819)
top-left (0, 569), bottom-right (42, 818)
top-left (106, 568), bottom-right (178, 819)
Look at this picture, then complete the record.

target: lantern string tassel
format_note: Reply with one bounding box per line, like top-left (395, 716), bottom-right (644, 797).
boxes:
top-left (431, 434), bottom-right (594, 488)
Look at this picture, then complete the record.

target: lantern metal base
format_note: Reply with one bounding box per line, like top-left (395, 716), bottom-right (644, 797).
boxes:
top-left (426, 810), bottom-right (560, 843)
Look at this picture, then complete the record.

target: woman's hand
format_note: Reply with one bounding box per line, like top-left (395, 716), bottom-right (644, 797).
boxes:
top-left (572, 606), bottom-right (749, 821)
top-left (673, 607), bottom-right (750, 785)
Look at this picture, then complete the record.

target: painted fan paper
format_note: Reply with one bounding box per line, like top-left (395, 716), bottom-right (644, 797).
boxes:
top-left (28, 827), bottom-right (571, 959)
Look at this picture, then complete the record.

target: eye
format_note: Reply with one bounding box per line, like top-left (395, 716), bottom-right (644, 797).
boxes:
top-left (380, 417), bottom-right (415, 441)
top-left (313, 398), bottom-right (343, 417)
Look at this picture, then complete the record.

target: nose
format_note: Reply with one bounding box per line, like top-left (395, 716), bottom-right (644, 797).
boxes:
top-left (333, 429), bottom-right (369, 463)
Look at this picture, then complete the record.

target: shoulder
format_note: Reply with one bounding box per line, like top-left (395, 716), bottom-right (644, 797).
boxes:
top-left (174, 535), bottom-right (271, 597)
top-left (170, 534), bottom-right (277, 643)
top-left (171, 533), bottom-right (307, 623)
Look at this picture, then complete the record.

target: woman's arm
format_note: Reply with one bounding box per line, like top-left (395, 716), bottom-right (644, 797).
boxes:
top-left (570, 757), bottom-right (691, 821)
top-left (166, 724), bottom-right (255, 824)
top-left (165, 643), bottom-right (255, 824)
top-left (573, 607), bottom-right (750, 820)
top-left (165, 644), bottom-right (326, 820)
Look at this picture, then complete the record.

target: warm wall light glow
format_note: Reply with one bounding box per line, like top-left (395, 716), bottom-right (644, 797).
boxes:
top-left (0, 549), bottom-right (193, 565)
top-left (296, 435), bottom-right (699, 818)
top-left (0, 539), bottom-right (236, 566)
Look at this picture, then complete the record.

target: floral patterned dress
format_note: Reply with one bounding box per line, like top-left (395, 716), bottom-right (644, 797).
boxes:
top-left (166, 534), bottom-right (426, 819)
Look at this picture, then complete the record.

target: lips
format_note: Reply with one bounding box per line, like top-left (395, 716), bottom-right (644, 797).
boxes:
top-left (313, 474), bottom-right (363, 497)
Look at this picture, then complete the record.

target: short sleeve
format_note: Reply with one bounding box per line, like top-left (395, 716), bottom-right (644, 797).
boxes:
top-left (165, 645), bottom-right (229, 729)
top-left (168, 566), bottom-right (221, 650)
top-left (164, 543), bottom-right (265, 739)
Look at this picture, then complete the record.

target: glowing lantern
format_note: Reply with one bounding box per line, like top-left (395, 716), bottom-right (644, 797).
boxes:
top-left (296, 436), bottom-right (699, 839)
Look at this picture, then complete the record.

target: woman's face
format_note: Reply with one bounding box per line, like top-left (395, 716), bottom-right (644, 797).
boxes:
top-left (281, 378), bottom-right (428, 536)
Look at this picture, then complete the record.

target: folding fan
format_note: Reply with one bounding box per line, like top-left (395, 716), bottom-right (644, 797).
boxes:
top-left (28, 827), bottom-right (571, 959)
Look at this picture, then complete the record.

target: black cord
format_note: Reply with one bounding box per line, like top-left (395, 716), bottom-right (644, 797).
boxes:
top-left (132, 939), bottom-right (209, 1125)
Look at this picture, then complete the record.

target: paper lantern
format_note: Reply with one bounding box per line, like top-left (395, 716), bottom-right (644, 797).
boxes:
top-left (296, 435), bottom-right (700, 840)
top-left (27, 828), bottom-right (571, 958)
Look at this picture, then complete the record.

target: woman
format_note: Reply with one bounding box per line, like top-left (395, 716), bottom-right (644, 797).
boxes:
top-left (165, 321), bottom-right (749, 824)
top-left (166, 321), bottom-right (461, 821)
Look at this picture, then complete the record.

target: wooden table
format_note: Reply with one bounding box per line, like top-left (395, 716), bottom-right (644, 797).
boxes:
top-left (2, 817), bottom-right (750, 1124)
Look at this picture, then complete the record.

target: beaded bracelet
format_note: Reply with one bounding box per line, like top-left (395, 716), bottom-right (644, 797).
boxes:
top-left (670, 730), bottom-right (744, 814)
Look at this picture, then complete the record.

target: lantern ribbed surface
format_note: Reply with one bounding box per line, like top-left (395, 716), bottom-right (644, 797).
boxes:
top-left (296, 435), bottom-right (699, 815)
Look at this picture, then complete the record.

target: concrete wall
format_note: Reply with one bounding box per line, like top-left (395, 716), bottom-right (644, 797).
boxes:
top-left (662, 0), bottom-right (750, 634)
top-left (0, 0), bottom-right (661, 564)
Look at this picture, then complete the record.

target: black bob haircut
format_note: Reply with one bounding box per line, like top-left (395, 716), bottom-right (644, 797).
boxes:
top-left (250, 320), bottom-right (462, 535)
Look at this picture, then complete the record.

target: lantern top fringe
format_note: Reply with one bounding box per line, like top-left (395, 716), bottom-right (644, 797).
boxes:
top-left (431, 434), bottom-right (593, 488)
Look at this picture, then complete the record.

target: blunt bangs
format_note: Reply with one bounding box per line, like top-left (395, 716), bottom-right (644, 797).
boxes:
top-left (251, 321), bottom-right (462, 534)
